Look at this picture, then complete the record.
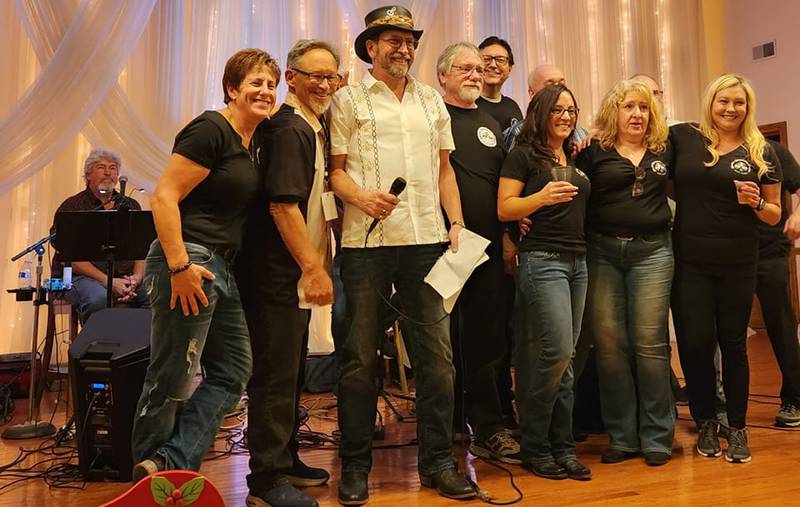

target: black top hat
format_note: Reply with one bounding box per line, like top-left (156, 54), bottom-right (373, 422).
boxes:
top-left (354, 5), bottom-right (423, 64)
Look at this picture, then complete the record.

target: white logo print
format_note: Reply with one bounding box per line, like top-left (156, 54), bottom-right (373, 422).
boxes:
top-left (731, 158), bottom-right (752, 175)
top-left (651, 160), bottom-right (667, 176)
top-left (386, 6), bottom-right (397, 16)
top-left (477, 126), bottom-right (497, 147)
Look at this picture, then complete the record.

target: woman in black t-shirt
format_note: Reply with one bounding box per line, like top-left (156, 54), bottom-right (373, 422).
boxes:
top-left (576, 80), bottom-right (675, 467)
top-left (130, 49), bottom-right (280, 479)
top-left (498, 84), bottom-right (591, 481)
top-left (670, 74), bottom-right (782, 464)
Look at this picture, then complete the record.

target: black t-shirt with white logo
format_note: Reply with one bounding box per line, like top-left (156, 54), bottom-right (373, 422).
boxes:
top-left (477, 95), bottom-right (523, 132)
top-left (669, 122), bottom-right (782, 265)
top-left (446, 104), bottom-right (507, 250)
top-left (501, 147), bottom-right (590, 254)
top-left (576, 139), bottom-right (672, 236)
top-left (759, 140), bottom-right (800, 259)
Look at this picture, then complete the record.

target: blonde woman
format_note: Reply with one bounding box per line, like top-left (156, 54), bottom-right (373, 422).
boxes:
top-left (575, 80), bottom-right (674, 467)
top-left (670, 74), bottom-right (782, 463)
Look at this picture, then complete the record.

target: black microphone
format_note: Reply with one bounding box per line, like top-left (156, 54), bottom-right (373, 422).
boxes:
top-left (117, 176), bottom-right (129, 210)
top-left (366, 177), bottom-right (407, 236)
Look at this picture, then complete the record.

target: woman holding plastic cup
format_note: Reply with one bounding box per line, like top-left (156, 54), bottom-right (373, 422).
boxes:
top-left (498, 84), bottom-right (592, 481)
top-left (575, 79), bottom-right (675, 467)
top-left (670, 74), bottom-right (781, 464)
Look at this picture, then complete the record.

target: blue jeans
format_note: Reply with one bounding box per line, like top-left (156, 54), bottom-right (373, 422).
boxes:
top-left (338, 244), bottom-right (455, 476)
top-left (515, 251), bottom-right (587, 464)
top-left (586, 232), bottom-right (675, 454)
top-left (131, 240), bottom-right (252, 471)
top-left (65, 274), bottom-right (149, 324)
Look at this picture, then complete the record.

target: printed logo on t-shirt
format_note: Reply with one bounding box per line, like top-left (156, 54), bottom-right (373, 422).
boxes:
top-left (731, 158), bottom-right (752, 175)
top-left (477, 126), bottom-right (497, 148)
top-left (651, 160), bottom-right (667, 176)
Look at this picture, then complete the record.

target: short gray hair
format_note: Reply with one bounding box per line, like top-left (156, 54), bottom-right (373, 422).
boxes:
top-left (436, 42), bottom-right (481, 77)
top-left (83, 148), bottom-right (121, 180)
top-left (287, 39), bottom-right (341, 70)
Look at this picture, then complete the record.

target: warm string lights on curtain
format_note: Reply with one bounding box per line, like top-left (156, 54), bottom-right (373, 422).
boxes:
top-left (619, 0), bottom-right (632, 78)
top-left (342, 13), bottom-right (355, 80)
top-left (465, 0), bottom-right (474, 42)
top-left (656, 0), bottom-right (673, 120)
top-left (535, 0), bottom-right (549, 65)
top-left (586, 0), bottom-right (601, 126)
top-left (299, 0), bottom-right (308, 38)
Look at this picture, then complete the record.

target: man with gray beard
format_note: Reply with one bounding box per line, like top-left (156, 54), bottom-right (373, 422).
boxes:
top-left (236, 39), bottom-right (337, 507)
top-left (437, 43), bottom-right (519, 464)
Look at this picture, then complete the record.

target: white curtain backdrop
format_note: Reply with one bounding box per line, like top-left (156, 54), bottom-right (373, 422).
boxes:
top-left (0, 0), bottom-right (707, 353)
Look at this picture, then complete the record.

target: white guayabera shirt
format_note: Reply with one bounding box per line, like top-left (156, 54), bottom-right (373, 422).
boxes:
top-left (330, 71), bottom-right (455, 248)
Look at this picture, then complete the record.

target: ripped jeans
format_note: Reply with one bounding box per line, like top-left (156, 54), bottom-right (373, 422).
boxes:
top-left (131, 240), bottom-right (252, 471)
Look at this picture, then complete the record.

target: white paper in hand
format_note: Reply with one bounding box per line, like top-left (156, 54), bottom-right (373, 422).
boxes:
top-left (424, 228), bottom-right (491, 313)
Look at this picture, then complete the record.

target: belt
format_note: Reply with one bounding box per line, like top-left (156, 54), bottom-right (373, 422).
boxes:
top-left (209, 245), bottom-right (238, 262)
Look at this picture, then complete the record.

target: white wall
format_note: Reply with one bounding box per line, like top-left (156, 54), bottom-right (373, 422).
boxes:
top-left (725, 0), bottom-right (800, 150)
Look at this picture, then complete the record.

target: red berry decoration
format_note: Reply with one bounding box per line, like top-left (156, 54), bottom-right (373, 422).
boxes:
top-left (172, 489), bottom-right (182, 499)
top-left (166, 497), bottom-right (174, 505)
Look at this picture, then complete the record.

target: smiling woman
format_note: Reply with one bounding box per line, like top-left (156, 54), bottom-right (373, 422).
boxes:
top-left (128, 48), bottom-right (282, 482)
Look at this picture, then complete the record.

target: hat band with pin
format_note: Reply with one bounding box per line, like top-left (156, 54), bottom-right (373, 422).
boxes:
top-left (366, 14), bottom-right (415, 31)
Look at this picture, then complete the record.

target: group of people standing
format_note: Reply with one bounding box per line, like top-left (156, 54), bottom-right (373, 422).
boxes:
top-left (96, 4), bottom-right (800, 507)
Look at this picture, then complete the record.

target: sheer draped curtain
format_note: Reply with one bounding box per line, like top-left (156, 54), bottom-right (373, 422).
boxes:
top-left (0, 0), bottom-right (706, 353)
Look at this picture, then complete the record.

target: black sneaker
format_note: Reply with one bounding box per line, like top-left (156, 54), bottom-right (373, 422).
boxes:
top-left (724, 427), bottom-right (751, 464)
top-left (285, 458), bottom-right (330, 487)
top-left (469, 431), bottom-right (522, 464)
top-left (559, 459), bottom-right (591, 481)
top-left (696, 419), bottom-right (721, 457)
top-left (246, 477), bottom-right (318, 507)
top-left (776, 402), bottom-right (800, 427)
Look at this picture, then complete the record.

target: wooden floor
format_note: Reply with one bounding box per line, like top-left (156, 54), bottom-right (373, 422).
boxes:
top-left (0, 331), bottom-right (798, 506)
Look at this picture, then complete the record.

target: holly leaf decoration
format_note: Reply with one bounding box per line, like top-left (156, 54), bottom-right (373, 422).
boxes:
top-left (151, 476), bottom-right (176, 506)
top-left (179, 477), bottom-right (205, 505)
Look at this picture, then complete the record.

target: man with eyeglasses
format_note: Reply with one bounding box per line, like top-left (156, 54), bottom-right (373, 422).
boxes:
top-left (437, 41), bottom-right (521, 466)
top-left (329, 5), bottom-right (474, 505)
top-left (236, 39), bottom-right (338, 507)
top-left (477, 36), bottom-right (523, 132)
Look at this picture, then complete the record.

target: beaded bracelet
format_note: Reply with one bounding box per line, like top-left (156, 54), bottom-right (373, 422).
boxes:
top-left (169, 261), bottom-right (193, 275)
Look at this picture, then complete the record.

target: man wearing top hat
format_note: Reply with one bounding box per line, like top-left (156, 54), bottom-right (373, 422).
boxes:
top-left (329, 5), bottom-right (475, 505)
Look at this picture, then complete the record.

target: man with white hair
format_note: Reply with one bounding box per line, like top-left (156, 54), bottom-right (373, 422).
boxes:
top-left (51, 148), bottom-right (148, 323)
top-left (437, 42), bottom-right (519, 464)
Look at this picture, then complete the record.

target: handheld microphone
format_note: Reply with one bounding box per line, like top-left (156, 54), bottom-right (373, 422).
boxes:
top-left (366, 177), bottom-right (407, 237)
top-left (117, 176), bottom-right (129, 210)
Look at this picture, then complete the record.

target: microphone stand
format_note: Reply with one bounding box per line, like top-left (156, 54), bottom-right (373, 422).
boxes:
top-left (3, 236), bottom-right (58, 439)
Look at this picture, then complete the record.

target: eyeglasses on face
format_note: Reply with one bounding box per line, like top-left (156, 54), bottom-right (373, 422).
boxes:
top-left (450, 64), bottom-right (485, 77)
top-left (291, 68), bottom-right (341, 86)
top-left (550, 106), bottom-right (579, 117)
top-left (379, 37), bottom-right (419, 50)
top-left (482, 55), bottom-right (510, 66)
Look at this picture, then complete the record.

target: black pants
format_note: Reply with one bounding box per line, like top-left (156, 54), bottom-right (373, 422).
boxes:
top-left (451, 256), bottom-right (510, 441)
top-left (240, 294), bottom-right (311, 488)
top-left (757, 255), bottom-right (800, 404)
top-left (672, 261), bottom-right (756, 429)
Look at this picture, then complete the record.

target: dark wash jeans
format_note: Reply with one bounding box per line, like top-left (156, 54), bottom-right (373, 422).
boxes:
top-left (672, 260), bottom-right (756, 429)
top-left (338, 244), bottom-right (456, 476)
top-left (586, 232), bottom-right (675, 454)
top-left (515, 250), bottom-right (587, 465)
top-left (756, 255), bottom-right (800, 405)
top-left (131, 241), bottom-right (252, 471)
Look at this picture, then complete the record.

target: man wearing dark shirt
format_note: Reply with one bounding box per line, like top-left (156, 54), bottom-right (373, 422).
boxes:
top-left (52, 148), bottom-right (148, 323)
top-left (437, 42), bottom-right (519, 464)
top-left (235, 40), bottom-right (336, 507)
top-left (476, 36), bottom-right (523, 132)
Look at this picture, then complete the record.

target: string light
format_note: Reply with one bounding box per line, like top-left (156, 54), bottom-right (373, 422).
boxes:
top-left (537, 0), bottom-right (548, 64)
top-left (587, 0), bottom-right (600, 126)
top-left (343, 12), bottom-right (355, 79)
top-left (299, 0), bottom-right (307, 37)
top-left (466, 0), bottom-right (474, 42)
top-left (656, 0), bottom-right (672, 120)
top-left (620, 0), bottom-right (631, 78)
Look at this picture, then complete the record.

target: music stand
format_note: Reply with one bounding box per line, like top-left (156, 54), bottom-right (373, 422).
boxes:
top-left (54, 210), bottom-right (156, 308)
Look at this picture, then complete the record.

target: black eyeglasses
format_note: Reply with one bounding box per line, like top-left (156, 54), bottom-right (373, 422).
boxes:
top-left (450, 64), bottom-right (485, 77)
top-left (550, 106), bottom-right (579, 117)
top-left (482, 55), bottom-right (510, 66)
top-left (632, 166), bottom-right (646, 197)
top-left (378, 37), bottom-right (419, 50)
top-left (291, 68), bottom-right (341, 86)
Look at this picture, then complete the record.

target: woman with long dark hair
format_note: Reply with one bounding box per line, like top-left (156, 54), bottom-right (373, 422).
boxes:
top-left (498, 84), bottom-right (591, 481)
top-left (671, 74), bottom-right (782, 463)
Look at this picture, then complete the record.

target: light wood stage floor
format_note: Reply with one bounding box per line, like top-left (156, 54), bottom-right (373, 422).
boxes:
top-left (0, 331), bottom-right (798, 506)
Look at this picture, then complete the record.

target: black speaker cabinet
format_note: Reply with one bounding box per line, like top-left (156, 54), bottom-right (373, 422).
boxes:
top-left (68, 308), bottom-right (150, 482)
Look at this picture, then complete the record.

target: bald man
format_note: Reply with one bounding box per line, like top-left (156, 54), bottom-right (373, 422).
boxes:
top-left (503, 64), bottom-right (588, 150)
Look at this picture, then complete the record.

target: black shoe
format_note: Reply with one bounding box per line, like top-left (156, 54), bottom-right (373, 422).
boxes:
top-left (338, 471), bottom-right (368, 506)
top-left (525, 461), bottom-right (568, 480)
top-left (643, 452), bottom-right (670, 467)
top-left (696, 419), bottom-right (722, 457)
top-left (419, 468), bottom-right (477, 500)
top-left (600, 449), bottom-right (639, 464)
top-left (559, 459), bottom-right (591, 481)
top-left (286, 458), bottom-right (330, 487)
top-left (246, 477), bottom-right (319, 507)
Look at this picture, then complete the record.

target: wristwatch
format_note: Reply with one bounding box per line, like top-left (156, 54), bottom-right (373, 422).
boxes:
top-left (756, 198), bottom-right (766, 211)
